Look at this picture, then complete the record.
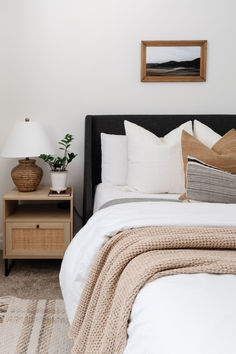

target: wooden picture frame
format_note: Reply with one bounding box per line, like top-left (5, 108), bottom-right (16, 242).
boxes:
top-left (141, 40), bottom-right (207, 82)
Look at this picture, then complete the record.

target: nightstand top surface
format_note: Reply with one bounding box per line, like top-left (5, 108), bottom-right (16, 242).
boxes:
top-left (3, 186), bottom-right (73, 200)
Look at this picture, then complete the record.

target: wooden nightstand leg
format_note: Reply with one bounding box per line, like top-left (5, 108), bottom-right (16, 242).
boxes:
top-left (4, 259), bottom-right (15, 276)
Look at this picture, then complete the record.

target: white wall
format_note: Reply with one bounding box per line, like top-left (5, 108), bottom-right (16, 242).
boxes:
top-left (0, 0), bottom-right (236, 242)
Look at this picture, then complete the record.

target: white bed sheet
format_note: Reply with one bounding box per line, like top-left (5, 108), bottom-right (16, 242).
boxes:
top-left (93, 182), bottom-right (180, 212)
top-left (60, 201), bottom-right (236, 354)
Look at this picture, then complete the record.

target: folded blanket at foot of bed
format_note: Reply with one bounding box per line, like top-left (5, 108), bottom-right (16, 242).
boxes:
top-left (70, 226), bottom-right (236, 354)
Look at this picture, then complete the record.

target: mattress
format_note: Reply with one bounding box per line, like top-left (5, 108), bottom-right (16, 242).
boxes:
top-left (93, 183), bottom-right (180, 212)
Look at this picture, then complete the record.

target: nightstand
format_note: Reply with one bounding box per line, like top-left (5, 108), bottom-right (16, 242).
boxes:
top-left (2, 186), bottom-right (73, 276)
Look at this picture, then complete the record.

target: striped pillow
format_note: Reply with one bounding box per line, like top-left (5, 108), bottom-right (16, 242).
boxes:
top-left (186, 156), bottom-right (236, 203)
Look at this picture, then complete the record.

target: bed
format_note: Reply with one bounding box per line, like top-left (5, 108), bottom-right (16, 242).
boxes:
top-left (60, 114), bottom-right (236, 354)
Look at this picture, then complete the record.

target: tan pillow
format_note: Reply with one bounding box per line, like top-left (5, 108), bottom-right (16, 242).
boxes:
top-left (180, 129), bottom-right (236, 200)
top-left (212, 129), bottom-right (236, 154)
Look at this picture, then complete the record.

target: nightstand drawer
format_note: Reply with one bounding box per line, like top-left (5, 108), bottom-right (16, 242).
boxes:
top-left (5, 222), bottom-right (70, 257)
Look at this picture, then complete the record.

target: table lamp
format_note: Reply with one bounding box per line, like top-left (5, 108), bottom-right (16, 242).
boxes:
top-left (1, 118), bottom-right (54, 192)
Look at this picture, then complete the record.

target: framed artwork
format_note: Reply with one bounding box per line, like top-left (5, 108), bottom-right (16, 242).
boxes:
top-left (141, 40), bottom-right (207, 82)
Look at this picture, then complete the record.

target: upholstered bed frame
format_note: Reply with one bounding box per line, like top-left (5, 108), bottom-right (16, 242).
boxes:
top-left (83, 114), bottom-right (236, 224)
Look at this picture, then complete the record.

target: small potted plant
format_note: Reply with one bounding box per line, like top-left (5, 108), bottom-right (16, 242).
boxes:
top-left (40, 134), bottom-right (77, 193)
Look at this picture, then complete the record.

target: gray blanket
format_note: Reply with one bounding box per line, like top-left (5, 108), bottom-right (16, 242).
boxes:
top-left (99, 197), bottom-right (181, 210)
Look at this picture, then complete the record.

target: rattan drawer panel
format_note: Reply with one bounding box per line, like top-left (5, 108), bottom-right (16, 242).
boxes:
top-left (12, 229), bottom-right (64, 250)
top-left (6, 222), bottom-right (70, 257)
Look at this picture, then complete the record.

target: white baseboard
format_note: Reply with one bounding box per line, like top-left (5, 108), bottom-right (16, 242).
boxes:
top-left (0, 232), bottom-right (2, 250)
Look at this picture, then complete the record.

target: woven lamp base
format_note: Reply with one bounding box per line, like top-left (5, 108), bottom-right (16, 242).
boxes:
top-left (11, 159), bottom-right (43, 192)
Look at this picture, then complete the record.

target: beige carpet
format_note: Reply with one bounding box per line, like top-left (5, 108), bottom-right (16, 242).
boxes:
top-left (0, 296), bottom-right (73, 353)
top-left (0, 251), bottom-right (62, 299)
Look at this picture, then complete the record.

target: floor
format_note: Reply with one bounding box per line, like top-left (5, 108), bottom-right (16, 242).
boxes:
top-left (0, 251), bottom-right (62, 299)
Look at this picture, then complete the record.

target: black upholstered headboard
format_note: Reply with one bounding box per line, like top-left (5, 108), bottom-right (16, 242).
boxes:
top-left (83, 114), bottom-right (236, 224)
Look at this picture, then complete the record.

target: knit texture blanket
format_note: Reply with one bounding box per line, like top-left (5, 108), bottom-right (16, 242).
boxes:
top-left (70, 226), bottom-right (236, 354)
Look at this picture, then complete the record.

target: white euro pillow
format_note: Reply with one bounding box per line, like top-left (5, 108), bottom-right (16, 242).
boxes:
top-left (194, 120), bottom-right (221, 148)
top-left (101, 133), bottom-right (127, 185)
top-left (124, 120), bottom-right (193, 193)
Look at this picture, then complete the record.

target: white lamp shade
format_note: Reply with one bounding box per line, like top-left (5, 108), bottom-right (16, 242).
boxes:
top-left (1, 120), bottom-right (55, 158)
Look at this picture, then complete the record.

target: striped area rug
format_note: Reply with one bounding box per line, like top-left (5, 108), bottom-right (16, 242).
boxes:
top-left (0, 297), bottom-right (73, 354)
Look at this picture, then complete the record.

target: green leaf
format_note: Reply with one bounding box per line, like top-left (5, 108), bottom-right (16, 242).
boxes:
top-left (40, 133), bottom-right (77, 170)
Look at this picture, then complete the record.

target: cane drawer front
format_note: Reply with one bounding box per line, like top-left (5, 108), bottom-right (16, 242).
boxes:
top-left (5, 222), bottom-right (70, 257)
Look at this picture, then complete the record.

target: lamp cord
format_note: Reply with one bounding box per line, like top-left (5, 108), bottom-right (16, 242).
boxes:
top-left (73, 206), bottom-right (83, 222)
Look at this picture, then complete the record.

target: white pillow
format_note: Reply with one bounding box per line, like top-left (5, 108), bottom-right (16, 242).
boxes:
top-left (101, 133), bottom-right (127, 185)
top-left (124, 121), bottom-right (193, 193)
top-left (193, 120), bottom-right (221, 148)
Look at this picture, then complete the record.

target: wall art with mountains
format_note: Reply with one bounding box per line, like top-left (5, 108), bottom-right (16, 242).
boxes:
top-left (141, 41), bottom-right (207, 82)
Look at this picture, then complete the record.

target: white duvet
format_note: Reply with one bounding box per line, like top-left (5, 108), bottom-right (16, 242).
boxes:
top-left (60, 201), bottom-right (236, 354)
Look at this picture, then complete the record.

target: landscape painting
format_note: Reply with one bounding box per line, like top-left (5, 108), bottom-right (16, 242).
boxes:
top-left (146, 46), bottom-right (200, 77)
top-left (141, 41), bottom-right (207, 82)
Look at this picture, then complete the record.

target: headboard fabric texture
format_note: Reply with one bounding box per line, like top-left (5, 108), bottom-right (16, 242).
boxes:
top-left (83, 114), bottom-right (236, 224)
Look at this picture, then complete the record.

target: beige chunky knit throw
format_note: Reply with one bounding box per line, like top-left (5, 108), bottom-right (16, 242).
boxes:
top-left (70, 226), bottom-right (236, 354)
